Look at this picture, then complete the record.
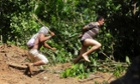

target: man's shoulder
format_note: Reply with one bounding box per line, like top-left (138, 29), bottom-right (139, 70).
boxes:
top-left (89, 22), bottom-right (96, 25)
top-left (38, 33), bottom-right (46, 37)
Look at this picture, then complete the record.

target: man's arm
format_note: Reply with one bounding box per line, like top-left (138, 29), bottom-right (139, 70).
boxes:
top-left (43, 42), bottom-right (56, 51)
top-left (83, 23), bottom-right (94, 30)
top-left (39, 32), bottom-right (55, 42)
top-left (39, 34), bottom-right (52, 42)
top-left (38, 32), bottom-right (56, 51)
top-left (43, 42), bottom-right (52, 49)
top-left (82, 24), bottom-right (94, 35)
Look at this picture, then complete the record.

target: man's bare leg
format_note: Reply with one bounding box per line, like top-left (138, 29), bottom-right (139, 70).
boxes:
top-left (27, 63), bottom-right (34, 75)
top-left (82, 39), bottom-right (101, 62)
top-left (27, 60), bottom-right (46, 75)
top-left (73, 45), bottom-right (87, 63)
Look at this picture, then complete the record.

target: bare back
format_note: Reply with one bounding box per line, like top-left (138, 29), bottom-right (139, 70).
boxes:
top-left (32, 33), bottom-right (45, 50)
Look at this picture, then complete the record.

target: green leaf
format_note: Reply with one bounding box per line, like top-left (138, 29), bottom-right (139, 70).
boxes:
top-left (126, 56), bottom-right (130, 64)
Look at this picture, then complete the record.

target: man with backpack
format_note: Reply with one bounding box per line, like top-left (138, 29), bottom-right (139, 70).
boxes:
top-left (27, 26), bottom-right (56, 76)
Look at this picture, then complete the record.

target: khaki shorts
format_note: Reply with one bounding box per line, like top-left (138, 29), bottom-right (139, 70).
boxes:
top-left (28, 49), bottom-right (48, 64)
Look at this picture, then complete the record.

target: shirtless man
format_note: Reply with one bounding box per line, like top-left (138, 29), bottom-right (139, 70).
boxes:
top-left (27, 26), bottom-right (56, 75)
top-left (74, 16), bottom-right (105, 63)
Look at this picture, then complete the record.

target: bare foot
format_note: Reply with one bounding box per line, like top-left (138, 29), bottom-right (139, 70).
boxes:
top-left (82, 55), bottom-right (91, 62)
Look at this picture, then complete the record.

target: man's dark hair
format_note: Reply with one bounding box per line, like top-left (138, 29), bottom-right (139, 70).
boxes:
top-left (96, 16), bottom-right (104, 21)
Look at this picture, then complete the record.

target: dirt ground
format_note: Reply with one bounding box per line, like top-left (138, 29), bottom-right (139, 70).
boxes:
top-left (0, 44), bottom-right (116, 84)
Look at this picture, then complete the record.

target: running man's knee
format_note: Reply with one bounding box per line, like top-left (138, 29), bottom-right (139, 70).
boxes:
top-left (42, 58), bottom-right (49, 64)
top-left (96, 43), bottom-right (102, 48)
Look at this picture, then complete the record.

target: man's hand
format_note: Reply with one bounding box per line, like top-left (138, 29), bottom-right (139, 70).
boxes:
top-left (51, 48), bottom-right (56, 51)
top-left (50, 32), bottom-right (55, 37)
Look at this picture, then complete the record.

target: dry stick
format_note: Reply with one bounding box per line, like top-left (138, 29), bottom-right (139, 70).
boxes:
top-left (107, 74), bottom-right (115, 82)
top-left (78, 75), bottom-right (104, 82)
top-left (8, 62), bottom-right (27, 69)
top-left (101, 52), bottom-right (113, 61)
top-left (32, 14), bottom-right (51, 33)
top-left (0, 35), bottom-right (2, 44)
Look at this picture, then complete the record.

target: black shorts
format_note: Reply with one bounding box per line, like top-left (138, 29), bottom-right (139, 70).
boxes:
top-left (80, 39), bottom-right (85, 45)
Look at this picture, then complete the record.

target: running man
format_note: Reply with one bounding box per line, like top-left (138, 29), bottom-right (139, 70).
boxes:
top-left (74, 16), bottom-right (105, 63)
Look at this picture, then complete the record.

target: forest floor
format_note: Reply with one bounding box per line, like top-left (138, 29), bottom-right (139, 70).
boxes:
top-left (0, 44), bottom-right (117, 84)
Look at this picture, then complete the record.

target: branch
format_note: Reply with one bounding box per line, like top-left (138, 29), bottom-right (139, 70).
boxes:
top-left (32, 14), bottom-right (51, 32)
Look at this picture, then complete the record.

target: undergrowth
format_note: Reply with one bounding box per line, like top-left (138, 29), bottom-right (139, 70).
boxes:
top-left (60, 56), bottom-right (130, 83)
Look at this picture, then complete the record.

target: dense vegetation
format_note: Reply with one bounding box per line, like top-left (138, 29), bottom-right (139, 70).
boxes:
top-left (0, 0), bottom-right (140, 81)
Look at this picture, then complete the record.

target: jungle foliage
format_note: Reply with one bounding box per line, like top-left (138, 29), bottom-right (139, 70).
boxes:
top-left (0, 0), bottom-right (140, 80)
